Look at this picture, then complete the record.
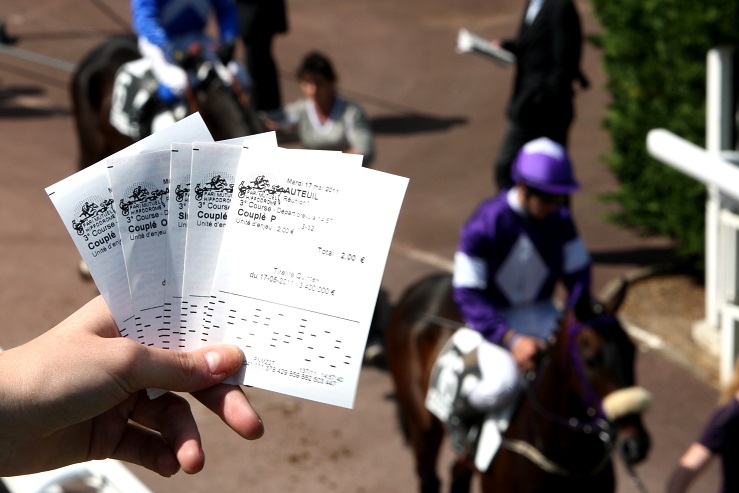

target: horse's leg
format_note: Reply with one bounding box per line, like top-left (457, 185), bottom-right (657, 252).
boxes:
top-left (449, 458), bottom-right (473, 493)
top-left (71, 70), bottom-right (107, 170)
top-left (385, 274), bottom-right (461, 493)
top-left (412, 418), bottom-right (444, 493)
top-left (389, 339), bottom-right (444, 493)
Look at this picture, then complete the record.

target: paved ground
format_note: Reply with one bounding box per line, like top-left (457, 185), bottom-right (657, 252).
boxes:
top-left (0, 0), bottom-right (725, 491)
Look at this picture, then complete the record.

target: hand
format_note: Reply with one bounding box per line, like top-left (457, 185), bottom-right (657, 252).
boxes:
top-left (262, 118), bottom-right (281, 131)
top-left (0, 296), bottom-right (264, 477)
top-left (509, 334), bottom-right (545, 371)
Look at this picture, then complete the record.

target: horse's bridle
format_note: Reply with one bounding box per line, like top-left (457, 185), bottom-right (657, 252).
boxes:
top-left (501, 314), bottom-right (622, 478)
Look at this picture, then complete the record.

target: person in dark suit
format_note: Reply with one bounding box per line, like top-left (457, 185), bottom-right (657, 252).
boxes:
top-left (492, 0), bottom-right (588, 191)
top-left (236, 0), bottom-right (288, 112)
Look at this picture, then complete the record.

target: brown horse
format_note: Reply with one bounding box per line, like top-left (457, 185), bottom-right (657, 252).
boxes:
top-left (70, 34), bottom-right (263, 171)
top-left (386, 272), bottom-right (651, 493)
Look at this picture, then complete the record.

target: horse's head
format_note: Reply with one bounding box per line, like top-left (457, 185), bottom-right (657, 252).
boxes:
top-left (173, 41), bottom-right (263, 139)
top-left (561, 280), bottom-right (652, 467)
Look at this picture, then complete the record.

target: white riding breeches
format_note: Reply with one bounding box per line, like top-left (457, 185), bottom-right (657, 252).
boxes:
top-left (467, 340), bottom-right (523, 412)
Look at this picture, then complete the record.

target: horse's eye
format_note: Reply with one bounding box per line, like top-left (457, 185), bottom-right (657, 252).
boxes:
top-left (584, 354), bottom-right (603, 369)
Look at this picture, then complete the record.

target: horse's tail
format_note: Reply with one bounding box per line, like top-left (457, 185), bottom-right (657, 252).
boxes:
top-left (70, 35), bottom-right (139, 170)
top-left (385, 272), bottom-right (458, 443)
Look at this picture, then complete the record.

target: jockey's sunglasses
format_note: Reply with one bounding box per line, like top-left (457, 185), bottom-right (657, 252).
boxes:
top-left (526, 187), bottom-right (566, 205)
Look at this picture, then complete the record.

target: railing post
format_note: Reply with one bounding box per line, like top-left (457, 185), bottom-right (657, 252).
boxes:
top-left (647, 45), bottom-right (739, 385)
top-left (691, 48), bottom-right (733, 381)
top-left (706, 46), bottom-right (737, 384)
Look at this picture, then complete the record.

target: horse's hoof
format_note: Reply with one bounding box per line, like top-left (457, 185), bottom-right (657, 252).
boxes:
top-left (78, 259), bottom-right (92, 281)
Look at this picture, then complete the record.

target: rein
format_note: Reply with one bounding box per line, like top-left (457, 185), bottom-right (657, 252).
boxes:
top-left (504, 314), bottom-right (621, 478)
top-left (501, 437), bottom-right (612, 478)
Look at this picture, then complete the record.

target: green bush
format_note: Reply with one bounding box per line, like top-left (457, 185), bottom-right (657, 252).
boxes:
top-left (591, 0), bottom-right (739, 267)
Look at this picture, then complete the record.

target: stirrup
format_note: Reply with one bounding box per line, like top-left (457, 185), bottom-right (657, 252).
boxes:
top-left (447, 395), bottom-right (482, 455)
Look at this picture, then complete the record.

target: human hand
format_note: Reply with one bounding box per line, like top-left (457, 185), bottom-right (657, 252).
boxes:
top-left (509, 334), bottom-right (545, 371)
top-left (262, 118), bottom-right (281, 131)
top-left (0, 296), bottom-right (264, 477)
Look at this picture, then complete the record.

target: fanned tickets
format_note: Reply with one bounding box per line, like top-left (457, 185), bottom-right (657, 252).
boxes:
top-left (45, 113), bottom-right (408, 408)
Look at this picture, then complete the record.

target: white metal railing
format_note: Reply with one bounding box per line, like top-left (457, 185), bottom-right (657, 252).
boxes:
top-left (646, 46), bottom-right (739, 385)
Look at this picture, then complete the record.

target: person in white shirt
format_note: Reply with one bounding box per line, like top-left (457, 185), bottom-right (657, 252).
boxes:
top-left (263, 51), bottom-right (375, 167)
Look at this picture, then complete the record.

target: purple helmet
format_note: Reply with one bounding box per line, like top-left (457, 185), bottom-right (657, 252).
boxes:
top-left (511, 138), bottom-right (579, 194)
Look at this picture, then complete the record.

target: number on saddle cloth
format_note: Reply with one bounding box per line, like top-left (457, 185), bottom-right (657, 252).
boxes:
top-left (110, 59), bottom-right (158, 140)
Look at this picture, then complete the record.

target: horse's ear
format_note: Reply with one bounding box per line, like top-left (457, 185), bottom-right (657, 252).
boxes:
top-left (573, 292), bottom-right (597, 321)
top-left (598, 277), bottom-right (629, 316)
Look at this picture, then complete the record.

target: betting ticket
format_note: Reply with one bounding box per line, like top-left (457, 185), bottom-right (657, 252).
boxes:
top-left (166, 133), bottom-right (280, 350)
top-left (46, 114), bottom-right (213, 338)
top-left (107, 149), bottom-right (171, 347)
top-left (208, 148), bottom-right (408, 408)
top-left (46, 115), bottom-right (409, 408)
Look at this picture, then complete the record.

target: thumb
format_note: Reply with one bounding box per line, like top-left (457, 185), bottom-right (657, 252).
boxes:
top-left (130, 344), bottom-right (245, 393)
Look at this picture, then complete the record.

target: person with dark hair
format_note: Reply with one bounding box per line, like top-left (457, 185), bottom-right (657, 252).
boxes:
top-left (491, 0), bottom-right (588, 191)
top-left (236, 0), bottom-right (288, 112)
top-left (263, 51), bottom-right (375, 166)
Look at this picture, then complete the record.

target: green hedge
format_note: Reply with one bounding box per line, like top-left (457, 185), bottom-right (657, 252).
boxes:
top-left (591, 0), bottom-right (739, 267)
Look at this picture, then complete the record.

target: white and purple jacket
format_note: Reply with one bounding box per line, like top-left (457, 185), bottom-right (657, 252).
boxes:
top-left (452, 188), bottom-right (591, 345)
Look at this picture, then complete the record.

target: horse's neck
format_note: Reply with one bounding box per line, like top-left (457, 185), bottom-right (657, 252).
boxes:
top-left (535, 340), bottom-right (582, 418)
top-left (519, 331), bottom-right (607, 466)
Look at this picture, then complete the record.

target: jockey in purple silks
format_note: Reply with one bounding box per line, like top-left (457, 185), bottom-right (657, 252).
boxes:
top-left (452, 137), bottom-right (592, 414)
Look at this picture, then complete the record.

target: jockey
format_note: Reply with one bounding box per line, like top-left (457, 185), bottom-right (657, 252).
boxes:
top-left (452, 137), bottom-right (592, 418)
top-left (131, 0), bottom-right (240, 120)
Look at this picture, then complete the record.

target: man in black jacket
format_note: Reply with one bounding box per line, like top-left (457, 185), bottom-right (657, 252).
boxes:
top-left (492, 0), bottom-right (588, 191)
top-left (237, 0), bottom-right (288, 112)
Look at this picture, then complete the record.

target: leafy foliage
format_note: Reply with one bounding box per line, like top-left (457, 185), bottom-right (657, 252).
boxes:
top-left (591, 0), bottom-right (739, 266)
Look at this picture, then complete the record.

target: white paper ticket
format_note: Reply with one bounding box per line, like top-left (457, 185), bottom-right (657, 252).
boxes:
top-left (107, 149), bottom-right (171, 347)
top-left (46, 118), bottom-right (408, 409)
top-left (209, 148), bottom-right (408, 408)
top-left (46, 114), bottom-right (213, 340)
top-left (46, 162), bottom-right (135, 336)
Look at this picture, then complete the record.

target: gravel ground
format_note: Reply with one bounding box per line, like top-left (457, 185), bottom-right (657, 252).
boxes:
top-left (618, 273), bottom-right (717, 386)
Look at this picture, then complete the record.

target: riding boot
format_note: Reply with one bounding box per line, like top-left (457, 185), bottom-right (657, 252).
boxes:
top-left (448, 351), bottom-right (483, 457)
top-left (447, 396), bottom-right (482, 458)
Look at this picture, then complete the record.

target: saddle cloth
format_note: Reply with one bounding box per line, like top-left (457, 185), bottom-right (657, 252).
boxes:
top-left (425, 327), bottom-right (515, 472)
top-left (110, 58), bottom-right (158, 140)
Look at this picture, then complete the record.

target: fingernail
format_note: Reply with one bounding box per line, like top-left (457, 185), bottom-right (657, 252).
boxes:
top-left (205, 350), bottom-right (224, 374)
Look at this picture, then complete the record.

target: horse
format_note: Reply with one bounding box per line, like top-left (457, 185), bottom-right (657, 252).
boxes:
top-left (385, 272), bottom-right (652, 493)
top-left (70, 34), bottom-right (264, 170)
